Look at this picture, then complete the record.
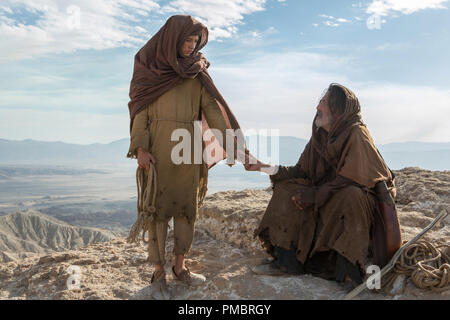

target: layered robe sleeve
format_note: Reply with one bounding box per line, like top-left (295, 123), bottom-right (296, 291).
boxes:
top-left (127, 107), bottom-right (151, 159)
top-left (270, 164), bottom-right (307, 183)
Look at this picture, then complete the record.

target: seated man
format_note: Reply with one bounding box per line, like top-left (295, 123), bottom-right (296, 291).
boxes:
top-left (246, 83), bottom-right (402, 288)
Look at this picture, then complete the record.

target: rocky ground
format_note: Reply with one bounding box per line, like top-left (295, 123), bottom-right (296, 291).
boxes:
top-left (0, 211), bottom-right (118, 263)
top-left (0, 168), bottom-right (448, 300)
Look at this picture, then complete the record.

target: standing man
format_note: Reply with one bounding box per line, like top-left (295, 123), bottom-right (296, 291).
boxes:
top-left (246, 84), bottom-right (402, 289)
top-left (126, 15), bottom-right (248, 299)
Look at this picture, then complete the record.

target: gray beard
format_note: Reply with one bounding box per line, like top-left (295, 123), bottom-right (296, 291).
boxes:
top-left (315, 114), bottom-right (333, 129)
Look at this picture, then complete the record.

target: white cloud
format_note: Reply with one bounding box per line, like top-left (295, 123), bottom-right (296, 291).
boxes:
top-left (1, 49), bottom-right (449, 144)
top-left (0, 0), bottom-right (160, 61)
top-left (209, 51), bottom-right (353, 140)
top-left (209, 51), bottom-right (450, 144)
top-left (357, 84), bottom-right (450, 144)
top-left (323, 21), bottom-right (340, 27)
top-left (366, 0), bottom-right (448, 16)
top-left (0, 0), bottom-right (268, 61)
top-left (317, 13), bottom-right (352, 27)
top-left (230, 26), bottom-right (279, 47)
top-left (160, 0), bottom-right (266, 40)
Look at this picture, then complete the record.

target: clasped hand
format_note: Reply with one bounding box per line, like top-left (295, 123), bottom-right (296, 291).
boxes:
top-left (238, 149), bottom-right (272, 172)
top-left (137, 148), bottom-right (156, 170)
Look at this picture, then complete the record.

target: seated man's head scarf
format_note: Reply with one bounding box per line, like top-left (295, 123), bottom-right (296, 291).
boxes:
top-left (301, 83), bottom-right (393, 188)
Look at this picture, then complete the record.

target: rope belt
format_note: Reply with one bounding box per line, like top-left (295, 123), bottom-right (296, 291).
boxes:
top-left (127, 165), bottom-right (158, 244)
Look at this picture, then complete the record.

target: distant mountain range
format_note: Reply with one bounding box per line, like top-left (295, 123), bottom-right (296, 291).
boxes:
top-left (0, 210), bottom-right (118, 263)
top-left (0, 138), bottom-right (129, 164)
top-left (0, 166), bottom-right (107, 179)
top-left (1, 137), bottom-right (449, 170)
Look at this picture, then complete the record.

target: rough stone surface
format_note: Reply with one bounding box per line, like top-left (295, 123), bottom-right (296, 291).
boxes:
top-left (0, 168), bottom-right (448, 300)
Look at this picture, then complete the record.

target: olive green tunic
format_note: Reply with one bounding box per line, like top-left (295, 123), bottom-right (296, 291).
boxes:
top-left (127, 77), bottom-right (231, 223)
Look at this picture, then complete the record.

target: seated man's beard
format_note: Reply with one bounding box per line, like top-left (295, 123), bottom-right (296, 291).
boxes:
top-left (314, 111), bottom-right (334, 129)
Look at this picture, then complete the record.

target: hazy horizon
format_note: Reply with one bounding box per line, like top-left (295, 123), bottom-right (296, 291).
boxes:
top-left (2, 136), bottom-right (450, 147)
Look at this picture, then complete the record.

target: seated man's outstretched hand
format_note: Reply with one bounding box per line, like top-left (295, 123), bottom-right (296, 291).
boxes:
top-left (244, 159), bottom-right (278, 175)
top-left (245, 162), bottom-right (267, 171)
top-left (237, 149), bottom-right (278, 174)
top-left (242, 151), bottom-right (268, 171)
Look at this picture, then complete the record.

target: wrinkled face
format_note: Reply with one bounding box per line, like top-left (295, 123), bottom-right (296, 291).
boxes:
top-left (180, 35), bottom-right (199, 57)
top-left (315, 91), bottom-right (335, 132)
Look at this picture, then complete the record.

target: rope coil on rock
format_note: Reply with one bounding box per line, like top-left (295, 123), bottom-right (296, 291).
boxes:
top-left (345, 209), bottom-right (449, 299)
top-left (382, 240), bottom-right (450, 293)
top-left (127, 165), bottom-right (158, 244)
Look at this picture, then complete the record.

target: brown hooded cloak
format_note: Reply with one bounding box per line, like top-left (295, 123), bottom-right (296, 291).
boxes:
top-left (128, 15), bottom-right (242, 161)
top-left (255, 84), bottom-right (397, 275)
top-left (127, 15), bottom-right (244, 222)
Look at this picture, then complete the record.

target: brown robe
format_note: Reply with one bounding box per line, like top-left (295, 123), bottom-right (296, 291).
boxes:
top-left (256, 85), bottom-right (396, 273)
top-left (128, 78), bottom-right (232, 223)
top-left (126, 16), bottom-right (246, 236)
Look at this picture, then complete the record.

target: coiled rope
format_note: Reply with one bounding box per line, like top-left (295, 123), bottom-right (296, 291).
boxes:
top-left (345, 209), bottom-right (449, 299)
top-left (127, 165), bottom-right (158, 244)
top-left (382, 240), bottom-right (449, 293)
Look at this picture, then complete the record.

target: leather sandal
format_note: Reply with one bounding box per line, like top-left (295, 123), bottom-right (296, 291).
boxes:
top-left (150, 269), bottom-right (170, 300)
top-left (172, 266), bottom-right (206, 287)
top-left (251, 261), bottom-right (286, 276)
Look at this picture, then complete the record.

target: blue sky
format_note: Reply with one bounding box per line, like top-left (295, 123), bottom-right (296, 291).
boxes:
top-left (0, 0), bottom-right (449, 144)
